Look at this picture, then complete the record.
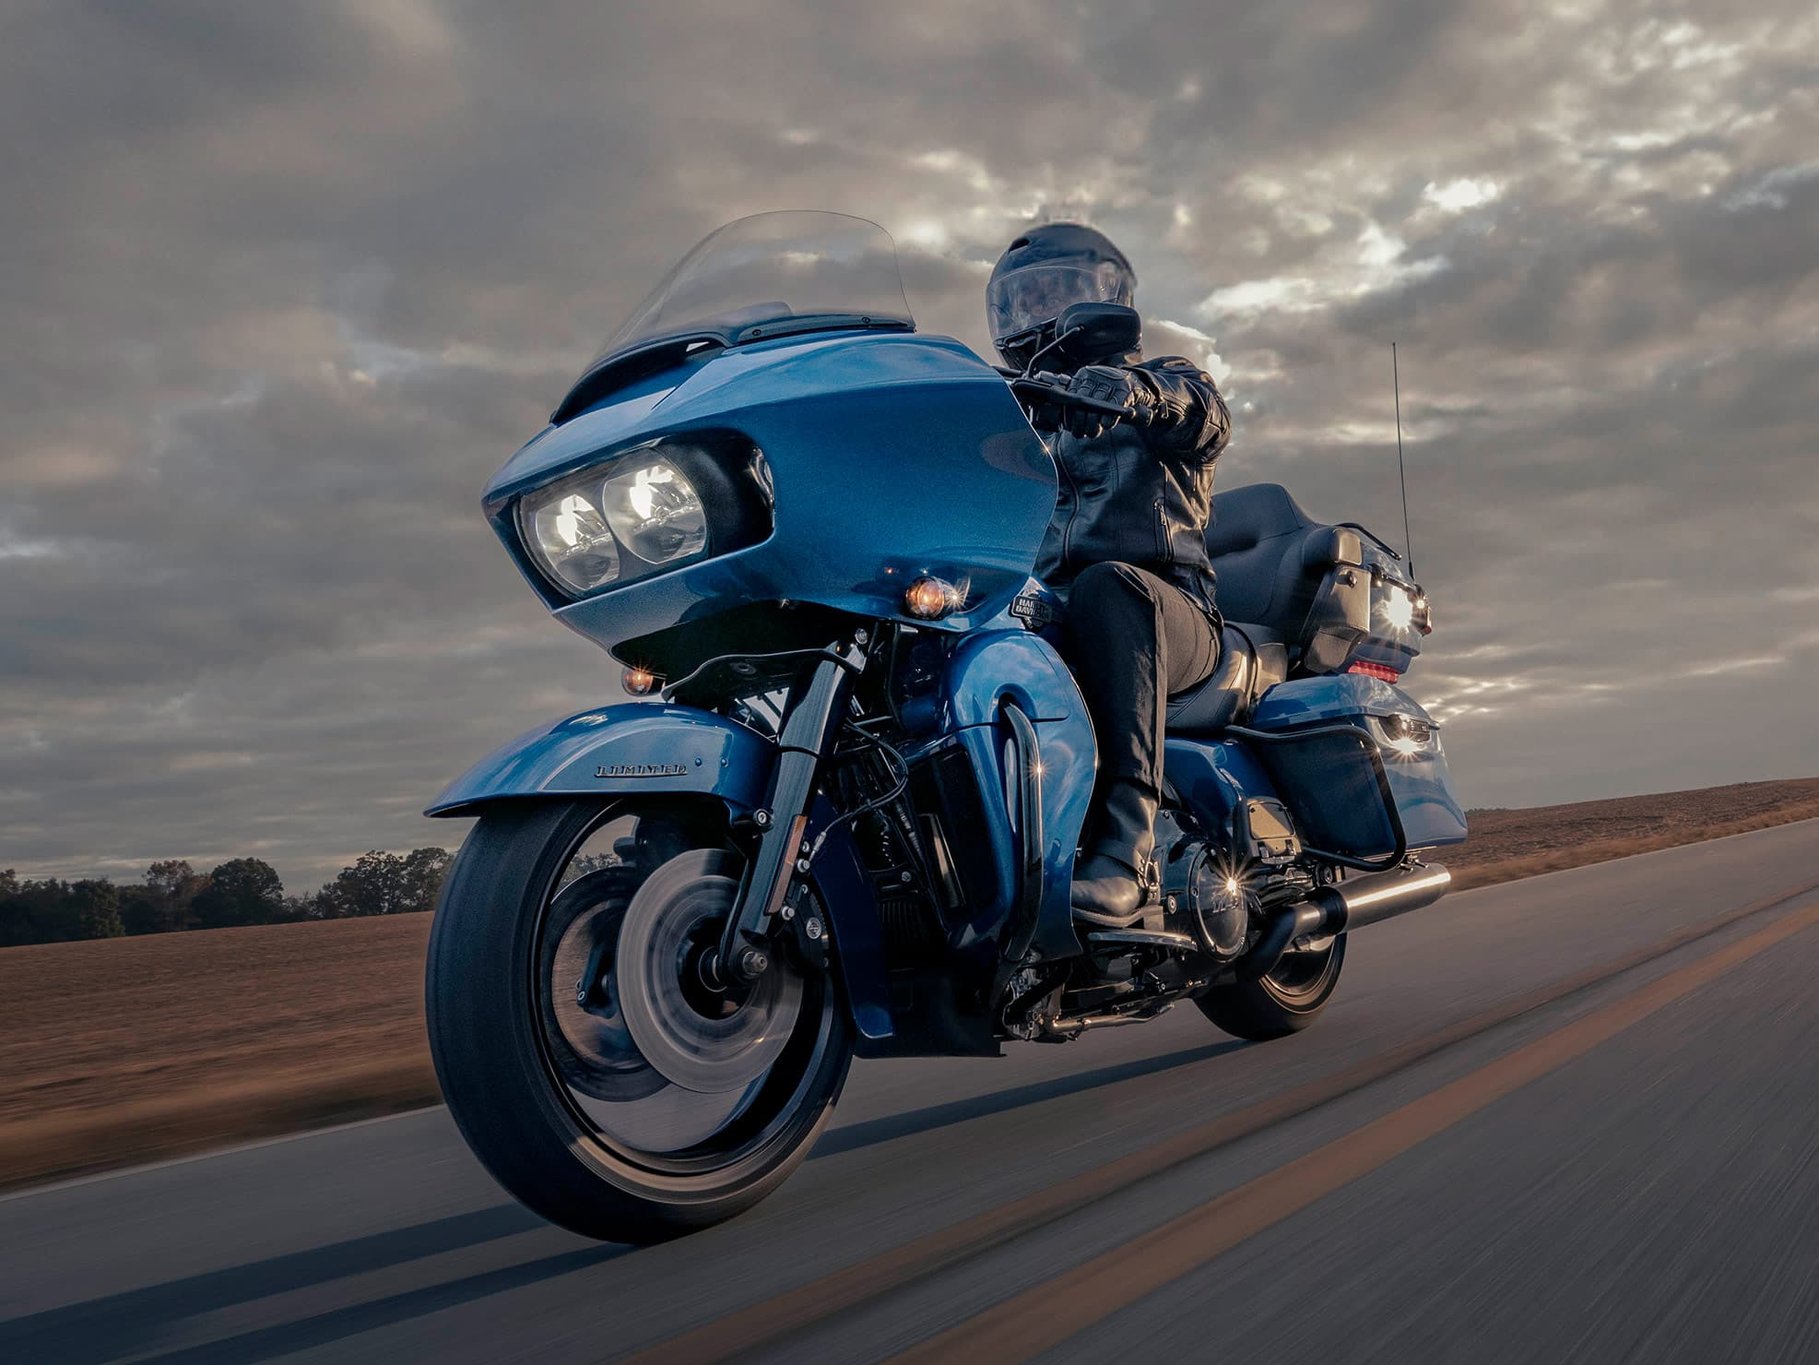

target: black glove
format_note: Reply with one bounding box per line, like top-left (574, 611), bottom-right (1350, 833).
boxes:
top-left (1067, 365), bottom-right (1140, 438)
top-left (1028, 365), bottom-right (1142, 439)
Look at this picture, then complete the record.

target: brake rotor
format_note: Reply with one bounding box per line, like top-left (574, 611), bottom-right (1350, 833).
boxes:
top-left (539, 868), bottom-right (670, 1103)
top-left (617, 849), bottom-right (804, 1095)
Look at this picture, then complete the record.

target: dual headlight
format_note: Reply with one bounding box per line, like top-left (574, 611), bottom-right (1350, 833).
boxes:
top-left (517, 441), bottom-right (771, 598)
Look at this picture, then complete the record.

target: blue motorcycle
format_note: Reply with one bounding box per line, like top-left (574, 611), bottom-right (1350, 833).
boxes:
top-left (425, 212), bottom-right (1467, 1243)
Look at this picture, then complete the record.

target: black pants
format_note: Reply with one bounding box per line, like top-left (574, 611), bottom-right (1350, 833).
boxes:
top-left (1061, 562), bottom-right (1220, 868)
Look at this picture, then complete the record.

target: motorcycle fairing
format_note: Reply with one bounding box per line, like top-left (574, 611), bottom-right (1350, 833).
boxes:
top-left (937, 627), bottom-right (1078, 727)
top-left (910, 630), bottom-right (1096, 974)
top-left (481, 330), bottom-right (1059, 650)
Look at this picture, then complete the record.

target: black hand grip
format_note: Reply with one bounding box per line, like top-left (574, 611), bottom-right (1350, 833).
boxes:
top-left (1008, 376), bottom-right (1133, 417)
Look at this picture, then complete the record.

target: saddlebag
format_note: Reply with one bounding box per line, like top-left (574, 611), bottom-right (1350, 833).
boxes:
top-left (1243, 675), bottom-right (1468, 857)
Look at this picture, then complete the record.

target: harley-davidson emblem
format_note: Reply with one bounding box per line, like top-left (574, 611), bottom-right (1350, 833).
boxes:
top-left (595, 762), bottom-right (689, 779)
top-left (1009, 592), bottom-right (1055, 631)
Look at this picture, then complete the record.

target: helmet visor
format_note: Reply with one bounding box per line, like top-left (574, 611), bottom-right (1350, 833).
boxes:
top-left (986, 261), bottom-right (1133, 343)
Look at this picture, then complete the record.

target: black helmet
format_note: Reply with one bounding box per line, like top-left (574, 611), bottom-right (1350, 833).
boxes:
top-left (987, 223), bottom-right (1136, 369)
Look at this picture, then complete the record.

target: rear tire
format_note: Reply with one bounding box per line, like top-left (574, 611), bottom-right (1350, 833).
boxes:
top-left (1196, 934), bottom-right (1346, 1041)
top-left (425, 799), bottom-right (851, 1244)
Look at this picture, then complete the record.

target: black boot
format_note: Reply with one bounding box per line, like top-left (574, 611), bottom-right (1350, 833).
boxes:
top-left (1071, 780), bottom-right (1158, 928)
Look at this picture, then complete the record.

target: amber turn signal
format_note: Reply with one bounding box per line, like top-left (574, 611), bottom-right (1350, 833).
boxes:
top-left (904, 576), bottom-right (961, 620)
top-left (622, 667), bottom-right (659, 696)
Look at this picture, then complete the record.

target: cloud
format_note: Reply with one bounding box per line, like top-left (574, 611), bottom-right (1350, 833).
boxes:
top-left (1724, 161), bottom-right (1819, 211)
top-left (2, 0), bottom-right (1817, 884)
top-left (1422, 177), bottom-right (1502, 212)
top-left (1199, 225), bottom-right (1450, 320)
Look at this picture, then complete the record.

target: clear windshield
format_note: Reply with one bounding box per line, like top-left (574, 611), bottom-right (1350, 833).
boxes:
top-left (597, 211), bottom-right (914, 363)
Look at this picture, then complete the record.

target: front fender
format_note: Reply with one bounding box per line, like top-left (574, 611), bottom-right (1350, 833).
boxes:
top-left (427, 708), bottom-right (890, 1045)
top-left (425, 703), bottom-right (773, 817)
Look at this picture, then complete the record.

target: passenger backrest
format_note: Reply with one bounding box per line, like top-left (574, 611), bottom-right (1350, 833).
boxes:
top-left (1206, 483), bottom-right (1370, 674)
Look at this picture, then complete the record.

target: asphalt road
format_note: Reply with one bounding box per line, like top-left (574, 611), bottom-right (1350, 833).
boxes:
top-left (5, 818), bottom-right (1819, 1364)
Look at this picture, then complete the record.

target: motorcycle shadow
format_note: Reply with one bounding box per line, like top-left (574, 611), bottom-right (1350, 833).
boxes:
top-left (0, 1205), bottom-right (629, 1362)
top-left (810, 1038), bottom-right (1248, 1159)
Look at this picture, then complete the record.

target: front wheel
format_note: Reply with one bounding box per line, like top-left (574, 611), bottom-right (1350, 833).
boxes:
top-left (426, 799), bottom-right (851, 1244)
top-left (1196, 934), bottom-right (1346, 1041)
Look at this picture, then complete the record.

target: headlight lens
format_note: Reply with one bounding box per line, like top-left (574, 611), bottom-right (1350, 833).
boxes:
top-left (516, 440), bottom-right (771, 601)
top-left (528, 488), bottom-right (621, 594)
top-left (600, 457), bottom-right (707, 564)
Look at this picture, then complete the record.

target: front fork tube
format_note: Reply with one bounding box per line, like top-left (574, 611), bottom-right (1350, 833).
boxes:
top-left (717, 649), bottom-right (862, 982)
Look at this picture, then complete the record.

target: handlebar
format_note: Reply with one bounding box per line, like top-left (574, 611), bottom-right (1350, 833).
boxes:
top-left (1008, 375), bottom-right (1148, 420)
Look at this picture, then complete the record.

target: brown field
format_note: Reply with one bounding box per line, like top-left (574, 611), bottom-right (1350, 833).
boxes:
top-left (0, 915), bottom-right (437, 1192)
top-left (4, 774), bottom-right (1818, 1191)
top-left (1444, 775), bottom-right (1819, 889)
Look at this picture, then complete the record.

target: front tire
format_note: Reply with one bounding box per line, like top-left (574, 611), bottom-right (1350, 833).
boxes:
top-left (426, 799), bottom-right (851, 1244)
top-left (1196, 934), bottom-right (1346, 1041)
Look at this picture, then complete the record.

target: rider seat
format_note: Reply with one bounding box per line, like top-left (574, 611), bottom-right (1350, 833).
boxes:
top-left (1165, 624), bottom-right (1288, 735)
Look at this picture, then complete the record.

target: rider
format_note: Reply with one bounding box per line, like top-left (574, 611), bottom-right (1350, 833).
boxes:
top-left (987, 223), bottom-right (1233, 927)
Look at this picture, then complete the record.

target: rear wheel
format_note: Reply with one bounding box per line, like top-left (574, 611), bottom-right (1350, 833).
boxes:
top-left (426, 799), bottom-right (851, 1244)
top-left (1196, 934), bottom-right (1346, 1041)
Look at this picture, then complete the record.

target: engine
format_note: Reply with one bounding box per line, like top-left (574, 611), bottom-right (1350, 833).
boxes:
top-left (1157, 797), bottom-right (1311, 960)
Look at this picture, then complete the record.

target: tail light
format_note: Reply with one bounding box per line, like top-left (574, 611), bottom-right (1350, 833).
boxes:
top-left (1348, 660), bottom-right (1401, 682)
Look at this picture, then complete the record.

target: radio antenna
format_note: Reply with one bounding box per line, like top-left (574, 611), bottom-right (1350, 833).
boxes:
top-left (1391, 342), bottom-right (1414, 577)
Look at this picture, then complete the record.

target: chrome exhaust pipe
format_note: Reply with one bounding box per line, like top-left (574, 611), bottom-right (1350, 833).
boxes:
top-left (1308, 860), bottom-right (1452, 933)
top-left (1240, 861), bottom-right (1451, 980)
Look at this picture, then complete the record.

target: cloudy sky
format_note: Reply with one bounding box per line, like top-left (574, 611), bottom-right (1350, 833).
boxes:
top-left (3, 1), bottom-right (1816, 891)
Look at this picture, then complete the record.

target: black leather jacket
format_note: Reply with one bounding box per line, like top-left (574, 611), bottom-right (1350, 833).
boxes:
top-left (1033, 355), bottom-right (1233, 620)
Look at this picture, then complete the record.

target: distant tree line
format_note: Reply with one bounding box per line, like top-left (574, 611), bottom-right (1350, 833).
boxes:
top-left (0, 847), bottom-right (452, 947)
